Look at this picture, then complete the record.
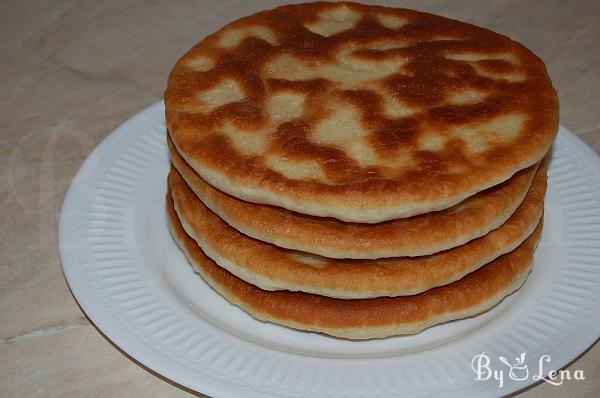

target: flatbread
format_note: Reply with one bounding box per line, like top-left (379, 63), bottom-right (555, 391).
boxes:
top-left (168, 160), bottom-right (546, 298)
top-left (167, 194), bottom-right (542, 339)
top-left (169, 136), bottom-right (538, 258)
top-left (165, 2), bottom-right (558, 222)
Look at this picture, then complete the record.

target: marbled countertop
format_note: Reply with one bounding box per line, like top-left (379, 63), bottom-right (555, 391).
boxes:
top-left (2, 1), bottom-right (599, 397)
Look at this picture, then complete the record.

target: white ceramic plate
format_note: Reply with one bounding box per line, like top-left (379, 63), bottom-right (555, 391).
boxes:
top-left (60, 102), bottom-right (600, 398)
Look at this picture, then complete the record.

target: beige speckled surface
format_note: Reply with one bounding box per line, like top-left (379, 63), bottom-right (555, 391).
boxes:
top-left (1, 1), bottom-right (598, 397)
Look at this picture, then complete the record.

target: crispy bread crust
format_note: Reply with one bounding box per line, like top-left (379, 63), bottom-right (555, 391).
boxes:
top-left (168, 161), bottom-right (546, 298)
top-left (169, 136), bottom-right (538, 258)
top-left (167, 195), bottom-right (542, 339)
top-left (165, 2), bottom-right (558, 222)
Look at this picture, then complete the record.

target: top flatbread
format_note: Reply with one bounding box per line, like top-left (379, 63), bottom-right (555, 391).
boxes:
top-left (165, 1), bottom-right (558, 222)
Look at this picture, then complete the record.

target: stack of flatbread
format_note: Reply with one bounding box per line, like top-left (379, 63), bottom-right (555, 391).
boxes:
top-left (163, 2), bottom-right (558, 339)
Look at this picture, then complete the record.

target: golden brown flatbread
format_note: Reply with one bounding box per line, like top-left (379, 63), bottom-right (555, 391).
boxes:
top-left (169, 136), bottom-right (538, 259)
top-left (168, 161), bottom-right (546, 298)
top-left (167, 194), bottom-right (542, 339)
top-left (165, 2), bottom-right (557, 222)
